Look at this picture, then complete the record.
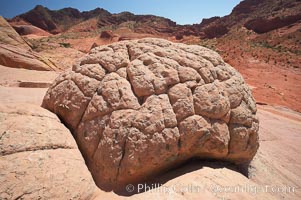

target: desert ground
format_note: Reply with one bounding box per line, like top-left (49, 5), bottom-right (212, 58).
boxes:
top-left (0, 52), bottom-right (300, 200)
top-left (1, 0), bottom-right (301, 199)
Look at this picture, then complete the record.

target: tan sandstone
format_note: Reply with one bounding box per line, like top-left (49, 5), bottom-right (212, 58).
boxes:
top-left (42, 38), bottom-right (259, 190)
top-left (0, 16), bottom-right (59, 71)
top-left (0, 103), bottom-right (100, 199)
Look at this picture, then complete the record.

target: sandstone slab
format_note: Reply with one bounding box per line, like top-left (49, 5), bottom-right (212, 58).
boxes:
top-left (0, 44), bottom-right (59, 71)
top-left (0, 16), bottom-right (30, 49)
top-left (0, 103), bottom-right (99, 199)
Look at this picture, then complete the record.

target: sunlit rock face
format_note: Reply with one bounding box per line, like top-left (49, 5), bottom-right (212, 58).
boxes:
top-left (42, 38), bottom-right (259, 190)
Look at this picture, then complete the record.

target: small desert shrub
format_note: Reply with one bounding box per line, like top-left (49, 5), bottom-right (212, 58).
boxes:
top-left (175, 34), bottom-right (183, 40)
top-left (59, 42), bottom-right (71, 48)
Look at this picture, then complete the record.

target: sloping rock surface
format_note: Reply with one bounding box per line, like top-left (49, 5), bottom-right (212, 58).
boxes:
top-left (0, 103), bottom-right (99, 199)
top-left (0, 16), bottom-right (59, 71)
top-left (0, 16), bottom-right (30, 49)
top-left (0, 44), bottom-right (59, 71)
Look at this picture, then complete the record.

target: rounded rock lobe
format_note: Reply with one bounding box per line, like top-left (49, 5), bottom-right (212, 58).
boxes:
top-left (42, 38), bottom-right (259, 190)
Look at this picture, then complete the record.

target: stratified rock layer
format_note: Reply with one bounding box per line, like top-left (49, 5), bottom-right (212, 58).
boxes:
top-left (0, 16), bottom-right (59, 71)
top-left (0, 44), bottom-right (59, 71)
top-left (42, 38), bottom-right (259, 190)
top-left (0, 103), bottom-right (99, 199)
top-left (0, 16), bottom-right (30, 49)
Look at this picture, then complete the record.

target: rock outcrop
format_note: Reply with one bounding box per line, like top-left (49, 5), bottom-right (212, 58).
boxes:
top-left (12, 24), bottom-right (51, 36)
top-left (8, 5), bottom-right (86, 34)
top-left (42, 38), bottom-right (259, 190)
top-left (100, 30), bottom-right (115, 40)
top-left (9, 5), bottom-right (178, 36)
top-left (7, 0), bottom-right (301, 40)
top-left (0, 16), bottom-right (30, 49)
top-left (0, 103), bottom-right (100, 199)
top-left (0, 44), bottom-right (59, 71)
top-left (9, 6), bottom-right (195, 37)
top-left (0, 16), bottom-right (59, 71)
top-left (198, 0), bottom-right (301, 38)
top-left (244, 13), bottom-right (301, 34)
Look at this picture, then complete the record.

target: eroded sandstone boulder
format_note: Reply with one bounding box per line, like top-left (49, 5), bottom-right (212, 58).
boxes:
top-left (42, 38), bottom-right (259, 190)
top-left (0, 103), bottom-right (99, 199)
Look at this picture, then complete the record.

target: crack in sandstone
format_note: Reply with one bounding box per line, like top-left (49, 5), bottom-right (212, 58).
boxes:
top-left (70, 78), bottom-right (90, 98)
top-left (0, 122), bottom-right (16, 140)
top-left (1, 145), bottom-right (75, 156)
top-left (116, 138), bottom-right (127, 181)
top-left (126, 44), bottom-right (133, 61)
top-left (0, 111), bottom-right (58, 121)
top-left (0, 130), bottom-right (8, 140)
top-left (14, 188), bottom-right (44, 200)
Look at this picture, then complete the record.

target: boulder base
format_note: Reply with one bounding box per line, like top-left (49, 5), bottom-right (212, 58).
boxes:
top-left (42, 38), bottom-right (259, 190)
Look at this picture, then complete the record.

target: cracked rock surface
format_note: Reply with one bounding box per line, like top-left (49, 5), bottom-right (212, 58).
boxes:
top-left (42, 38), bottom-right (259, 190)
top-left (0, 103), bottom-right (99, 199)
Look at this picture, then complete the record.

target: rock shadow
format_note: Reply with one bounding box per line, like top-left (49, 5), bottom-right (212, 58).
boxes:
top-left (113, 158), bottom-right (250, 196)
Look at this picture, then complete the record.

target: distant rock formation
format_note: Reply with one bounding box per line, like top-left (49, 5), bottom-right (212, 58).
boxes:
top-left (100, 30), bottom-right (114, 39)
top-left (244, 13), bottom-right (301, 34)
top-left (9, 5), bottom-right (179, 35)
top-left (12, 24), bottom-right (51, 36)
top-left (8, 5), bottom-right (184, 37)
top-left (7, 0), bottom-right (301, 39)
top-left (197, 0), bottom-right (301, 38)
top-left (9, 6), bottom-right (108, 34)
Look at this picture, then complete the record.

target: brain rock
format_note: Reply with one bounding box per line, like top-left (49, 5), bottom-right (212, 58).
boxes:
top-left (42, 38), bottom-right (259, 190)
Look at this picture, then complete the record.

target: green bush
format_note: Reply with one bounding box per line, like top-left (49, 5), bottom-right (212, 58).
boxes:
top-left (59, 42), bottom-right (71, 48)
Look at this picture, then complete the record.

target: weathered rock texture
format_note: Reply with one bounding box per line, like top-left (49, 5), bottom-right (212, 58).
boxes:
top-left (0, 16), bottom-right (59, 71)
top-left (42, 38), bottom-right (259, 190)
top-left (0, 44), bottom-right (59, 71)
top-left (0, 16), bottom-right (30, 49)
top-left (0, 103), bottom-right (99, 199)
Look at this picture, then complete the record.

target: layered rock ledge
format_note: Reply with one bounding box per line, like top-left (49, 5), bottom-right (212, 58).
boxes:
top-left (0, 103), bottom-right (99, 199)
